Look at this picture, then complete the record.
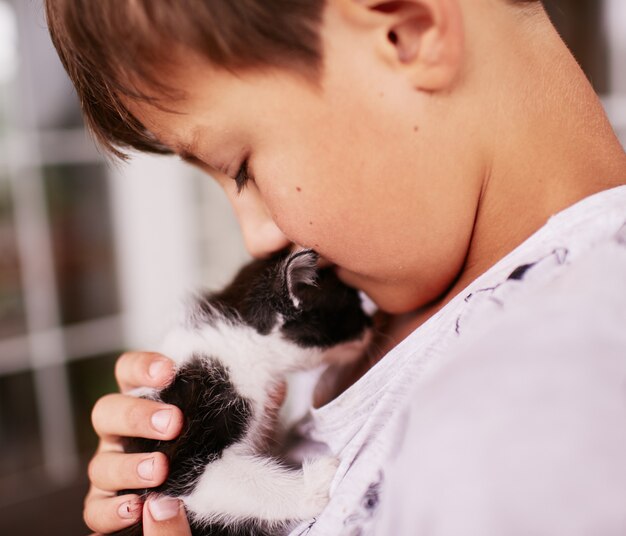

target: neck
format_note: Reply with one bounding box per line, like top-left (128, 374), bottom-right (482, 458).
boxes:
top-left (397, 10), bottom-right (626, 336)
top-left (443, 11), bottom-right (626, 311)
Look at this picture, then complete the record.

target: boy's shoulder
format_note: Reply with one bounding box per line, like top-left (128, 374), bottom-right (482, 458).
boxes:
top-left (376, 257), bottom-right (626, 534)
top-left (451, 185), bottom-right (626, 341)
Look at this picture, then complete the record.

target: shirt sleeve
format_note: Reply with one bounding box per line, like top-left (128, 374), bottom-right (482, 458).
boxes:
top-left (374, 240), bottom-right (626, 536)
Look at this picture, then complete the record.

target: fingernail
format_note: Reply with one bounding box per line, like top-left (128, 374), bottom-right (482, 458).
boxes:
top-left (148, 360), bottom-right (166, 379)
top-left (148, 496), bottom-right (180, 521)
top-left (118, 500), bottom-right (141, 520)
top-left (151, 409), bottom-right (172, 433)
top-left (137, 457), bottom-right (154, 480)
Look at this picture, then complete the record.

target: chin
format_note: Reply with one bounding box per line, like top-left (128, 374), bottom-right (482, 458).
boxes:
top-left (335, 265), bottom-right (445, 315)
top-left (335, 267), bottom-right (427, 315)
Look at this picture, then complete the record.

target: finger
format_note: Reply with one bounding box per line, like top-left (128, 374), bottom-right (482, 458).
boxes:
top-left (144, 495), bottom-right (192, 535)
top-left (115, 352), bottom-right (175, 393)
top-left (83, 491), bottom-right (143, 534)
top-left (92, 393), bottom-right (183, 441)
top-left (88, 451), bottom-right (169, 492)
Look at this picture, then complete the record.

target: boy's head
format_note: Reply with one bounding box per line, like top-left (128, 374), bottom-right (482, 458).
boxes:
top-left (46, 0), bottom-right (541, 159)
top-left (46, 0), bottom-right (559, 314)
top-left (45, 0), bottom-right (328, 158)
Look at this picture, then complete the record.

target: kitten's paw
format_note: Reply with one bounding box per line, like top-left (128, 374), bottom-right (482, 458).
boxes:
top-left (300, 456), bottom-right (339, 518)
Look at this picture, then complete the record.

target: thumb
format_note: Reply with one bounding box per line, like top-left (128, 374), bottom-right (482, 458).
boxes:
top-left (143, 495), bottom-right (192, 536)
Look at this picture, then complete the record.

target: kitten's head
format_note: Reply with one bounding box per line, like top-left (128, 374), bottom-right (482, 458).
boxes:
top-left (194, 249), bottom-right (372, 354)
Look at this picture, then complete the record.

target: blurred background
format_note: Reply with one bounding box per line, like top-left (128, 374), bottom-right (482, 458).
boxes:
top-left (0, 0), bottom-right (624, 534)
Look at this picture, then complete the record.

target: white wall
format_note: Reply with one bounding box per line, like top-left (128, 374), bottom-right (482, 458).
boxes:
top-left (110, 155), bottom-right (248, 350)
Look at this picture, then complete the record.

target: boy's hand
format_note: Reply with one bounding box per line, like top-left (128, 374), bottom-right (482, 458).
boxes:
top-left (141, 495), bottom-right (192, 535)
top-left (83, 352), bottom-right (188, 535)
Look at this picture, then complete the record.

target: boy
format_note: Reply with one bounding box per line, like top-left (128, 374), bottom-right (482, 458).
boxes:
top-left (45, 0), bottom-right (626, 534)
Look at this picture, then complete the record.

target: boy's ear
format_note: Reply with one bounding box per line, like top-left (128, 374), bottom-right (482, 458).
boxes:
top-left (334, 0), bottom-right (464, 91)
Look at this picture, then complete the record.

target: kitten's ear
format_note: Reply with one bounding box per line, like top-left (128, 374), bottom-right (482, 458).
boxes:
top-left (281, 249), bottom-right (319, 308)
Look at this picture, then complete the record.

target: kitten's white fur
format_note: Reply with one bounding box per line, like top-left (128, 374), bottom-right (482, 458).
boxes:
top-left (184, 445), bottom-right (339, 528)
top-left (147, 310), bottom-right (369, 527)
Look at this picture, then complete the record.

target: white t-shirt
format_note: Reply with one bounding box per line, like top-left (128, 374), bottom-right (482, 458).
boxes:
top-left (288, 185), bottom-right (626, 536)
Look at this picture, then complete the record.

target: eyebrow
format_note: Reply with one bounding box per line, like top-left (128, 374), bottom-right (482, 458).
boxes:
top-left (156, 126), bottom-right (232, 177)
top-left (172, 140), bottom-right (196, 160)
top-left (179, 151), bottom-right (201, 165)
top-left (186, 126), bottom-right (204, 153)
top-left (153, 123), bottom-right (203, 158)
top-left (176, 143), bottom-right (227, 176)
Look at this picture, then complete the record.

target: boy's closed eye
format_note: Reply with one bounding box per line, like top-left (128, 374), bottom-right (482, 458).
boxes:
top-left (234, 158), bottom-right (253, 194)
top-left (180, 152), bottom-right (252, 195)
top-left (179, 152), bottom-right (204, 168)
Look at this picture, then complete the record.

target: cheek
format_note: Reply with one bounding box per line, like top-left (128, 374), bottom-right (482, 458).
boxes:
top-left (261, 188), bottom-right (327, 251)
top-left (254, 151), bottom-right (339, 250)
top-left (256, 159), bottom-right (386, 270)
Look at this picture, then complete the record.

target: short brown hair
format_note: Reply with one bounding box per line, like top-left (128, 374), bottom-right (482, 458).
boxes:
top-left (45, 0), bottom-right (326, 159)
top-left (46, 0), bottom-right (541, 159)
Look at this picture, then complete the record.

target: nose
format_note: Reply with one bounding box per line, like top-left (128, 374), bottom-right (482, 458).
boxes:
top-left (241, 217), bottom-right (291, 258)
top-left (228, 183), bottom-right (292, 258)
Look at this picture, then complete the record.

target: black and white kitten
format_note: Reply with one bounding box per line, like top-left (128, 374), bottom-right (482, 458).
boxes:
top-left (114, 249), bottom-right (372, 536)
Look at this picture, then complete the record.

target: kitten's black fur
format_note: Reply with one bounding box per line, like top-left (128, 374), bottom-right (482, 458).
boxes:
top-left (112, 250), bottom-right (371, 536)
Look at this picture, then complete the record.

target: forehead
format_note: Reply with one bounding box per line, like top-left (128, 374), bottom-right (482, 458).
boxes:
top-left (124, 57), bottom-right (322, 155)
top-left (119, 53), bottom-right (216, 151)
